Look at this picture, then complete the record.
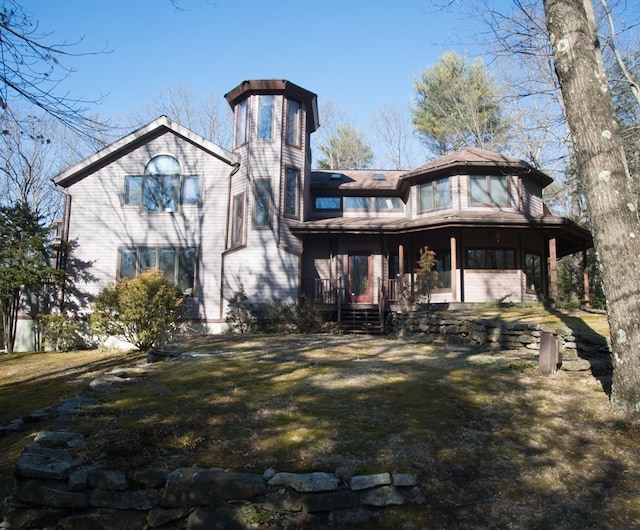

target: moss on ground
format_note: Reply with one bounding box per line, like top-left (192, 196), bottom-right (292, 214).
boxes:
top-left (3, 309), bottom-right (639, 529)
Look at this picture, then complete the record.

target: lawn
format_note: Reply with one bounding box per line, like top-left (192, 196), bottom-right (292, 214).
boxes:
top-left (2, 309), bottom-right (640, 529)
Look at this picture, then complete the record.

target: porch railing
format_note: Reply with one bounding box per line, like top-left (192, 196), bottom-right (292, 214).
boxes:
top-left (382, 279), bottom-right (402, 302)
top-left (302, 278), bottom-right (342, 305)
top-left (303, 277), bottom-right (403, 305)
top-left (378, 278), bottom-right (387, 330)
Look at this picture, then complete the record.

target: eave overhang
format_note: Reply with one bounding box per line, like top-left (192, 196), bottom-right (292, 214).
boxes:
top-left (224, 79), bottom-right (319, 133)
top-left (399, 147), bottom-right (554, 189)
top-left (53, 116), bottom-right (239, 189)
top-left (291, 213), bottom-right (593, 258)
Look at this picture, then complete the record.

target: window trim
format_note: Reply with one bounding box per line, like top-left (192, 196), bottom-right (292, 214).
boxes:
top-left (235, 99), bottom-right (248, 147)
top-left (284, 167), bottom-right (300, 219)
top-left (230, 193), bottom-right (245, 247)
top-left (253, 177), bottom-right (273, 228)
top-left (313, 196), bottom-right (342, 211)
top-left (181, 175), bottom-right (201, 205)
top-left (286, 99), bottom-right (302, 147)
top-left (465, 248), bottom-right (516, 270)
top-left (419, 177), bottom-right (451, 212)
top-left (257, 95), bottom-right (274, 141)
top-left (344, 197), bottom-right (372, 210)
top-left (469, 174), bottom-right (510, 206)
top-left (117, 245), bottom-right (198, 296)
top-left (525, 251), bottom-right (543, 294)
top-left (123, 156), bottom-right (200, 213)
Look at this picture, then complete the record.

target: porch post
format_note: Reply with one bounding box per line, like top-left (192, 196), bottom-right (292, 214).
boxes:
top-left (450, 235), bottom-right (457, 302)
top-left (549, 238), bottom-right (558, 302)
top-left (398, 243), bottom-right (405, 278)
top-left (582, 249), bottom-right (591, 307)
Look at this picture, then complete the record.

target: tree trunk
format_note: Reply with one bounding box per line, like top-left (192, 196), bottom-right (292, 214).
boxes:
top-left (544, 0), bottom-right (640, 416)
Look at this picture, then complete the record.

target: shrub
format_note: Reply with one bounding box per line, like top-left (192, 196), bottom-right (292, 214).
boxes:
top-left (225, 285), bottom-right (255, 333)
top-left (90, 269), bottom-right (184, 350)
top-left (37, 313), bottom-right (83, 352)
top-left (292, 296), bottom-right (329, 333)
top-left (226, 288), bottom-right (329, 334)
top-left (252, 301), bottom-right (295, 333)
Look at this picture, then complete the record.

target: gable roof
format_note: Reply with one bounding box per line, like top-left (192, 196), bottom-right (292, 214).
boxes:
top-left (53, 116), bottom-right (240, 188)
top-left (401, 147), bottom-right (553, 188)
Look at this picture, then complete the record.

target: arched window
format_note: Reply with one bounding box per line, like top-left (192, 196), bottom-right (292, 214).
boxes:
top-left (145, 155), bottom-right (181, 176)
top-left (143, 156), bottom-right (181, 212)
top-left (124, 155), bottom-right (200, 212)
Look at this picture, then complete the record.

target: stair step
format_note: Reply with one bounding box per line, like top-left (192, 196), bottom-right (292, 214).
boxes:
top-left (340, 307), bottom-right (386, 334)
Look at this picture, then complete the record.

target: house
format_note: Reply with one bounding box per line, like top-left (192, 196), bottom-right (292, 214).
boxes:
top-left (15, 79), bottom-right (593, 350)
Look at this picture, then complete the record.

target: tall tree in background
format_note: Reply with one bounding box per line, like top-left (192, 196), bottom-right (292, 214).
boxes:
top-left (317, 124), bottom-right (374, 170)
top-left (411, 50), bottom-right (508, 155)
top-left (132, 84), bottom-right (233, 150)
top-left (370, 102), bottom-right (418, 169)
top-left (544, 0), bottom-right (640, 416)
top-left (610, 52), bottom-right (640, 196)
top-left (0, 114), bottom-right (67, 220)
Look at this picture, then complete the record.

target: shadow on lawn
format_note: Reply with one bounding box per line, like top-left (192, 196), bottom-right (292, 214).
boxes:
top-left (74, 334), bottom-right (635, 529)
top-left (546, 307), bottom-right (613, 396)
top-left (0, 332), bottom-right (633, 529)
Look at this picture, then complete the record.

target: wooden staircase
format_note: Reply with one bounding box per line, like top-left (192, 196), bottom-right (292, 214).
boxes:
top-left (340, 305), bottom-right (385, 334)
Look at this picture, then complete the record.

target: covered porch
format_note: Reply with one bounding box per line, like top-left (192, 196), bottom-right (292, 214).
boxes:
top-left (294, 213), bottom-right (594, 318)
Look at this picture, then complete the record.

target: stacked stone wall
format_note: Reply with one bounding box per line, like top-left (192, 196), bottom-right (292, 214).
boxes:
top-left (4, 432), bottom-right (422, 529)
top-left (391, 311), bottom-right (611, 371)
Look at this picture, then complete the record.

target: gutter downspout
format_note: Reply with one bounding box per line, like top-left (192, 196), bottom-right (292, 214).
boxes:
top-left (220, 161), bottom-right (242, 321)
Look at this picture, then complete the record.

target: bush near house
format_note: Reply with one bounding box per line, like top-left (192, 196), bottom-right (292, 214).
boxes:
top-left (37, 313), bottom-right (83, 352)
top-left (90, 269), bottom-right (184, 350)
top-left (226, 288), bottom-right (328, 334)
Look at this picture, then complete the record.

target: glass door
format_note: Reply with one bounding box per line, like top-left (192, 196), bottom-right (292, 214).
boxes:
top-left (348, 253), bottom-right (372, 303)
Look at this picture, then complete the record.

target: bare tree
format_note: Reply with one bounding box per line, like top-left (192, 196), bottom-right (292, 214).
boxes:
top-left (0, 1), bottom-right (110, 140)
top-left (0, 113), bottom-right (69, 219)
top-left (370, 102), bottom-right (419, 169)
top-left (544, 0), bottom-right (640, 416)
top-left (131, 84), bottom-right (233, 149)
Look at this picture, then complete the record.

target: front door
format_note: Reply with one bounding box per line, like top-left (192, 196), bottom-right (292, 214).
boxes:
top-left (348, 253), bottom-right (373, 303)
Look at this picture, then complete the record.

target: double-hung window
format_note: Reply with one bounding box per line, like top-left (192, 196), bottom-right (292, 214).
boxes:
top-left (470, 175), bottom-right (509, 206)
top-left (118, 246), bottom-right (197, 295)
top-left (419, 178), bottom-right (451, 212)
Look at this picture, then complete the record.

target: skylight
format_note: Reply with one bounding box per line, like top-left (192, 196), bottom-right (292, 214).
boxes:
top-left (373, 173), bottom-right (386, 180)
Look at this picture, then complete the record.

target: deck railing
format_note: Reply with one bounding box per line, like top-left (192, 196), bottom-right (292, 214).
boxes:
top-left (382, 279), bottom-right (402, 302)
top-left (303, 277), bottom-right (402, 305)
top-left (302, 278), bottom-right (342, 305)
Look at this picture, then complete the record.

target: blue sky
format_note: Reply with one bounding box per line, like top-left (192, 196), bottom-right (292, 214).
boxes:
top-left (25, 0), bottom-right (492, 129)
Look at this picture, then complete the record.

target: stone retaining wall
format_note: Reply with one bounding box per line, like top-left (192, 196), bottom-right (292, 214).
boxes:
top-left (391, 311), bottom-right (612, 371)
top-left (3, 431), bottom-right (422, 529)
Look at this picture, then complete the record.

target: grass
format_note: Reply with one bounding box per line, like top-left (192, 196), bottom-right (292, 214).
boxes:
top-left (2, 309), bottom-right (640, 529)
